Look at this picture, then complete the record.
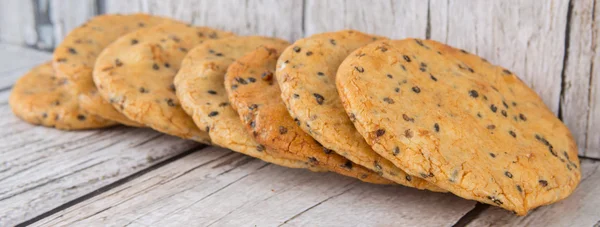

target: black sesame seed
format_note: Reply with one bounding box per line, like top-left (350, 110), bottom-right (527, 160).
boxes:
top-left (235, 77), bottom-right (248, 85)
top-left (164, 63), bottom-right (170, 68)
top-left (115, 59), bottom-right (123, 67)
top-left (139, 87), bottom-right (148, 93)
top-left (489, 153), bottom-right (496, 158)
top-left (257, 144), bottom-right (265, 152)
top-left (77, 114), bottom-right (86, 121)
top-left (430, 74), bottom-right (437, 81)
top-left (394, 87), bottom-right (400, 93)
top-left (249, 104), bottom-right (258, 110)
top-left (402, 114), bottom-right (414, 122)
top-left (207, 90), bottom-right (217, 95)
top-left (208, 111), bottom-right (219, 117)
top-left (293, 94), bottom-right (300, 98)
top-left (387, 74), bottom-right (393, 79)
top-left (393, 147), bottom-right (400, 156)
top-left (434, 123), bottom-right (439, 132)
top-left (152, 63), bottom-right (159, 70)
top-left (516, 185), bottom-right (522, 192)
top-left (509, 130), bottom-right (517, 138)
top-left (355, 66), bottom-right (364, 73)
top-left (503, 101), bottom-right (509, 109)
top-left (504, 171), bottom-right (513, 178)
top-left (42, 113), bottom-right (48, 118)
top-left (383, 97), bottom-right (395, 104)
top-left (519, 114), bottom-right (527, 121)
top-left (218, 102), bottom-right (228, 107)
top-left (373, 161), bottom-right (382, 171)
top-left (293, 46), bottom-right (301, 52)
top-left (68, 48), bottom-right (77, 54)
top-left (313, 93), bottom-right (324, 105)
top-left (317, 72), bottom-right (325, 76)
top-left (469, 90), bottom-right (479, 98)
top-left (490, 104), bottom-right (498, 112)
top-left (306, 51), bottom-right (313, 56)
top-left (403, 55), bottom-right (411, 62)
top-left (343, 160), bottom-right (353, 169)
top-left (279, 126), bottom-right (288, 134)
top-left (131, 39), bottom-right (138, 45)
top-left (412, 86), bottom-right (421, 93)
top-left (404, 129), bottom-right (413, 138)
top-left (231, 84), bottom-right (238, 90)
top-left (261, 71), bottom-right (273, 81)
top-left (247, 77), bottom-right (256, 83)
top-left (501, 110), bottom-right (507, 117)
top-left (166, 99), bottom-right (176, 107)
top-left (330, 39), bottom-right (336, 45)
top-left (294, 118), bottom-right (300, 126)
top-left (375, 129), bottom-right (386, 137)
top-left (539, 180), bottom-right (548, 187)
top-left (503, 69), bottom-right (512, 75)
top-left (487, 125), bottom-right (496, 130)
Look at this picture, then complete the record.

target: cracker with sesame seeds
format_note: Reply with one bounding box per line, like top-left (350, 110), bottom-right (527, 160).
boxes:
top-left (93, 22), bottom-right (233, 143)
top-left (336, 38), bottom-right (581, 215)
top-left (10, 62), bottom-right (116, 130)
top-left (226, 45), bottom-right (392, 184)
top-left (275, 30), bottom-right (438, 188)
top-left (54, 14), bottom-right (173, 127)
top-left (174, 36), bottom-right (317, 170)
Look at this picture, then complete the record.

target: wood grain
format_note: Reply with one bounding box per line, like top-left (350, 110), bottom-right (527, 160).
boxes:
top-left (0, 44), bottom-right (204, 227)
top-left (561, 0), bottom-right (600, 158)
top-left (304, 0), bottom-right (428, 38)
top-left (0, 0), bottom-right (37, 46)
top-left (429, 0), bottom-right (569, 114)
top-left (48, 0), bottom-right (98, 45)
top-left (103, 0), bottom-right (304, 42)
top-left (33, 147), bottom-right (476, 227)
top-left (466, 160), bottom-right (600, 227)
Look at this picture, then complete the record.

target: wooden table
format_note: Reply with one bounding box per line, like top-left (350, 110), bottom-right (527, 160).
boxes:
top-left (1, 44), bottom-right (599, 227)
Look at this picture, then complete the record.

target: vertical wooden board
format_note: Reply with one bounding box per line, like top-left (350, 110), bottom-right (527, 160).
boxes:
top-left (33, 145), bottom-right (476, 226)
top-left (585, 0), bottom-right (600, 158)
top-left (0, 44), bottom-right (51, 89)
top-left (103, 0), bottom-right (149, 14)
top-left (429, 0), bottom-right (569, 114)
top-left (466, 160), bottom-right (600, 227)
top-left (561, 0), bottom-right (597, 157)
top-left (0, 0), bottom-right (37, 46)
top-left (304, 0), bottom-right (428, 39)
top-left (49, 0), bottom-right (97, 45)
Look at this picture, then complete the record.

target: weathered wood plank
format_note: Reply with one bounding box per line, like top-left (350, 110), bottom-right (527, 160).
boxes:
top-left (33, 146), bottom-right (476, 226)
top-left (304, 0), bottom-right (428, 39)
top-left (103, 0), bottom-right (304, 42)
top-left (48, 0), bottom-right (98, 45)
top-left (466, 159), bottom-right (600, 227)
top-left (0, 0), bottom-right (37, 46)
top-left (560, 0), bottom-right (600, 158)
top-left (0, 46), bottom-right (206, 227)
top-left (0, 44), bottom-right (51, 89)
top-left (429, 0), bottom-right (569, 115)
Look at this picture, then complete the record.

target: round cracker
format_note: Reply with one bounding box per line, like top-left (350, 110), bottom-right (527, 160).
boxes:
top-left (93, 22), bottom-right (233, 143)
top-left (336, 39), bottom-right (581, 215)
top-left (10, 62), bottom-right (116, 130)
top-left (275, 30), bottom-right (437, 189)
top-left (54, 14), bottom-right (171, 126)
top-left (226, 46), bottom-right (392, 184)
top-left (175, 36), bottom-right (318, 170)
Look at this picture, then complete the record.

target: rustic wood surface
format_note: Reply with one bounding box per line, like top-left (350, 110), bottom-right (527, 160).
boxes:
top-left (0, 0), bottom-right (599, 226)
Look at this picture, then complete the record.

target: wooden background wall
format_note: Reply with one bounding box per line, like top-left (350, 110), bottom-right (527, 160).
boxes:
top-left (0, 0), bottom-right (598, 158)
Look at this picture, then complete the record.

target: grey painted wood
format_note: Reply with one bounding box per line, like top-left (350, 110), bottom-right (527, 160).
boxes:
top-left (467, 159), bottom-right (600, 227)
top-left (0, 0), bottom-right (37, 46)
top-left (48, 0), bottom-right (98, 45)
top-left (429, 0), bottom-right (569, 115)
top-left (0, 44), bottom-right (204, 226)
top-left (103, 0), bottom-right (304, 42)
top-left (33, 147), bottom-right (476, 227)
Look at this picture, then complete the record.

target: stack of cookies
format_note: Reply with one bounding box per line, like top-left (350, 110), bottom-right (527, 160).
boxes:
top-left (9, 14), bottom-right (580, 216)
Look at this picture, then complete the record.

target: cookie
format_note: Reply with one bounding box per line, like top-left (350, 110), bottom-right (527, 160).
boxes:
top-left (226, 46), bottom-right (392, 184)
top-left (174, 36), bottom-right (320, 170)
top-left (10, 62), bottom-right (116, 130)
top-left (93, 22), bottom-right (233, 143)
top-left (336, 39), bottom-right (581, 215)
top-left (275, 30), bottom-right (439, 189)
top-left (54, 14), bottom-right (171, 127)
